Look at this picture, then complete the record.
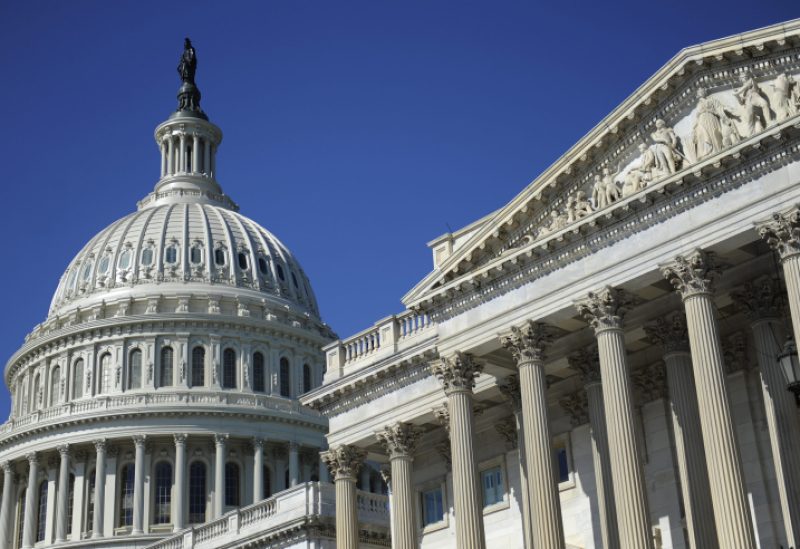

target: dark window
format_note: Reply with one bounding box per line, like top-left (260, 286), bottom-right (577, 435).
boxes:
top-left (160, 346), bottom-right (174, 388)
top-left (191, 347), bottom-right (205, 387)
top-left (36, 481), bottom-right (47, 541)
top-left (302, 364), bottom-right (312, 393)
top-left (257, 257), bottom-right (268, 275)
top-left (50, 366), bottom-right (60, 406)
top-left (481, 466), bottom-right (504, 507)
top-left (279, 358), bottom-right (290, 397)
top-left (262, 466), bottom-right (271, 498)
top-left (421, 487), bottom-right (444, 527)
top-left (72, 359), bottom-right (84, 399)
top-left (165, 246), bottom-right (178, 264)
top-left (67, 474), bottom-right (75, 535)
top-left (276, 264), bottom-right (285, 281)
top-left (253, 352), bottom-right (265, 392)
top-left (237, 252), bottom-right (248, 270)
top-left (128, 349), bottom-right (142, 390)
top-left (556, 447), bottom-right (569, 483)
top-left (86, 469), bottom-right (95, 534)
top-left (154, 462), bottom-right (172, 524)
top-left (222, 348), bottom-right (236, 389)
top-left (16, 491), bottom-right (25, 549)
top-left (119, 464), bottom-right (135, 527)
top-left (99, 353), bottom-right (112, 394)
top-left (291, 272), bottom-right (298, 288)
top-left (190, 247), bottom-right (202, 264)
top-left (141, 248), bottom-right (153, 266)
top-left (225, 463), bottom-right (240, 507)
top-left (214, 248), bottom-right (226, 265)
top-left (188, 462), bottom-right (207, 523)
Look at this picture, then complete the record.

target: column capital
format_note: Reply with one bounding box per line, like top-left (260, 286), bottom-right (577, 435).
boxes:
top-left (174, 433), bottom-right (188, 446)
top-left (644, 313), bottom-right (690, 353)
top-left (632, 362), bottom-right (668, 403)
top-left (1, 461), bottom-right (12, 474)
top-left (756, 205), bottom-right (800, 261)
top-left (567, 347), bottom-right (601, 385)
top-left (661, 249), bottom-right (722, 299)
top-left (377, 422), bottom-right (421, 459)
top-left (730, 277), bottom-right (784, 321)
top-left (432, 404), bottom-right (450, 435)
top-left (497, 375), bottom-right (522, 411)
top-left (321, 445), bottom-right (367, 481)
top-left (56, 444), bottom-right (70, 457)
top-left (213, 433), bottom-right (229, 447)
top-left (431, 352), bottom-right (482, 395)
top-left (132, 435), bottom-right (147, 447)
top-left (288, 441), bottom-right (300, 453)
top-left (251, 438), bottom-right (265, 452)
top-left (575, 286), bottom-right (637, 332)
top-left (494, 416), bottom-right (519, 449)
top-left (92, 439), bottom-right (107, 453)
top-left (560, 390), bottom-right (589, 426)
top-left (25, 452), bottom-right (38, 466)
top-left (500, 321), bottom-right (558, 365)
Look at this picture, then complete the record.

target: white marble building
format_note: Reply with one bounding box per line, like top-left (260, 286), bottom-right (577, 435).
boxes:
top-left (0, 41), bottom-right (391, 549)
top-left (303, 19), bottom-right (800, 549)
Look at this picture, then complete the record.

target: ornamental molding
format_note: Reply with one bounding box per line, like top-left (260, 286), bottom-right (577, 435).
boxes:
top-left (661, 249), bottom-right (723, 298)
top-left (560, 391), bottom-right (589, 427)
top-left (321, 444), bottom-right (367, 481)
top-left (500, 321), bottom-right (561, 365)
top-left (644, 313), bottom-right (690, 353)
top-left (731, 276), bottom-right (785, 320)
top-left (631, 362), bottom-right (668, 403)
top-left (497, 375), bottom-right (522, 410)
top-left (756, 204), bottom-right (800, 260)
top-left (567, 347), bottom-right (601, 385)
top-left (723, 331), bottom-right (750, 373)
top-left (376, 423), bottom-right (421, 459)
top-left (404, 28), bottom-right (800, 318)
top-left (494, 416), bottom-right (518, 449)
top-left (575, 287), bottom-right (639, 332)
top-left (431, 352), bottom-right (482, 395)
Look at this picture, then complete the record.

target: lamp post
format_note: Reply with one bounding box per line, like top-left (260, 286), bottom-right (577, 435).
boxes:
top-left (778, 335), bottom-right (800, 407)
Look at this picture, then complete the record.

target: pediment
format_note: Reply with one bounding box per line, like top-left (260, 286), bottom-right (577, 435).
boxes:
top-left (403, 19), bottom-right (800, 312)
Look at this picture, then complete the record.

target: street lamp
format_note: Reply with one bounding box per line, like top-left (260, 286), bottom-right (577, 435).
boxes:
top-left (778, 335), bottom-right (800, 406)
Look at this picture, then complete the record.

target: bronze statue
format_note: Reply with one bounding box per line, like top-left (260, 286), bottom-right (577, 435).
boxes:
top-left (173, 38), bottom-right (206, 118)
top-left (178, 38), bottom-right (197, 85)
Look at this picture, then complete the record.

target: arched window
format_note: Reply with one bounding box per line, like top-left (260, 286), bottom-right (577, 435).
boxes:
top-left (99, 353), bottom-right (112, 394)
top-left (32, 374), bottom-right (40, 411)
top-left (190, 246), bottom-right (202, 264)
top-left (67, 474), bottom-right (75, 535)
top-left (257, 257), bottom-right (268, 275)
top-left (72, 359), bottom-right (84, 399)
top-left (160, 347), bottom-right (174, 388)
top-left (284, 469), bottom-right (290, 490)
top-left (85, 469), bottom-right (95, 535)
top-left (224, 462), bottom-right (240, 507)
top-left (15, 491), bottom-right (25, 549)
top-left (302, 364), bottom-right (312, 393)
top-left (153, 462), bottom-right (172, 525)
top-left (36, 480), bottom-right (47, 541)
top-left (214, 248), bottom-right (226, 266)
top-left (279, 358), bottom-right (291, 398)
top-left (237, 252), bottom-right (248, 270)
top-left (191, 347), bottom-right (205, 387)
top-left (276, 264), bottom-right (285, 281)
top-left (252, 352), bottom-right (265, 392)
top-left (263, 466), bottom-right (271, 499)
top-left (188, 462), bottom-right (207, 523)
top-left (50, 366), bottom-right (61, 406)
top-left (222, 349), bottom-right (236, 389)
top-left (165, 245), bottom-right (178, 264)
top-left (141, 247), bottom-right (154, 266)
top-left (128, 349), bottom-right (142, 390)
top-left (119, 464), bottom-right (135, 527)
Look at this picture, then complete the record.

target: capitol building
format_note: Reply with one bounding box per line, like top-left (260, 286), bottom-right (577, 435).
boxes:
top-left (2, 18), bottom-right (800, 549)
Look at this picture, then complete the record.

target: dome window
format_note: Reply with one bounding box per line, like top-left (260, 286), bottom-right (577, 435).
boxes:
top-left (237, 252), bottom-right (248, 270)
top-left (118, 249), bottom-right (132, 270)
top-left (165, 245), bottom-right (178, 264)
top-left (276, 264), bottom-right (285, 282)
top-left (190, 246), bottom-right (202, 264)
top-left (214, 248), bottom-right (226, 266)
top-left (81, 261), bottom-right (93, 282)
top-left (141, 248), bottom-right (154, 266)
top-left (66, 269), bottom-right (77, 291)
top-left (98, 255), bottom-right (110, 274)
top-left (257, 257), bottom-right (268, 275)
top-left (291, 272), bottom-right (299, 288)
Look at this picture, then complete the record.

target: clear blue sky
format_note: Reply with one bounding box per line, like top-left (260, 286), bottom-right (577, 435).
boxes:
top-left (0, 1), bottom-right (796, 419)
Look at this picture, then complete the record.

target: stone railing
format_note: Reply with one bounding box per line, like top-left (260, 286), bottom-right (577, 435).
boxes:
top-left (323, 310), bottom-right (435, 380)
top-left (146, 483), bottom-right (389, 549)
top-left (0, 390), bottom-right (317, 437)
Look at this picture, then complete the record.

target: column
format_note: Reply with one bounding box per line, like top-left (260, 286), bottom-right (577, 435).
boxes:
top-left (661, 250), bottom-right (756, 548)
top-left (173, 434), bottom-right (187, 531)
top-left (132, 435), bottom-right (146, 535)
top-left (22, 453), bottom-right (38, 549)
top-left (733, 277), bottom-right (800, 548)
top-left (644, 315), bottom-right (718, 549)
top-left (54, 445), bottom-right (70, 543)
top-left (575, 287), bottom-right (652, 549)
top-left (167, 137), bottom-right (175, 176)
top-left (214, 434), bottom-right (227, 518)
top-left (759, 206), bottom-right (800, 348)
top-left (160, 141), bottom-right (166, 178)
top-left (92, 440), bottom-right (106, 539)
top-left (253, 439), bottom-right (264, 502)
top-left (0, 462), bottom-right (15, 548)
top-left (567, 348), bottom-right (620, 549)
top-left (431, 353), bottom-right (486, 549)
top-left (192, 134), bottom-right (200, 173)
top-left (500, 322), bottom-right (565, 548)
top-left (203, 139), bottom-right (211, 175)
top-left (288, 442), bottom-right (300, 487)
top-left (377, 423), bottom-right (421, 549)
top-left (179, 134), bottom-right (186, 173)
top-left (498, 376), bottom-right (534, 549)
top-left (321, 445), bottom-right (366, 549)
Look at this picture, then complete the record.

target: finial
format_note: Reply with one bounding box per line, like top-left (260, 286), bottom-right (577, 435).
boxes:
top-left (173, 37), bottom-right (207, 120)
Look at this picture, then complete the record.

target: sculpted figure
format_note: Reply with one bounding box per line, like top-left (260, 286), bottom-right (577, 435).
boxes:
top-left (178, 38), bottom-right (197, 84)
top-left (622, 144), bottom-right (653, 196)
top-left (566, 190), bottom-right (593, 222)
top-left (689, 87), bottom-right (739, 161)
top-left (734, 70), bottom-right (773, 135)
top-left (650, 119), bottom-right (682, 175)
top-left (591, 174), bottom-right (605, 209)
top-left (770, 73), bottom-right (799, 120)
top-left (601, 166), bottom-right (621, 205)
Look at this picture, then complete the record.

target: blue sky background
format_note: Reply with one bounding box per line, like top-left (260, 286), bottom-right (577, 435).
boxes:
top-left (0, 1), bottom-right (796, 418)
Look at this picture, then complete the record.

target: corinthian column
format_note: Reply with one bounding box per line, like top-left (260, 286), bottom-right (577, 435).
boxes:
top-left (575, 287), bottom-right (652, 549)
top-left (732, 277), bottom-right (800, 548)
top-left (501, 322), bottom-right (565, 548)
top-left (22, 453), bottom-right (38, 549)
top-left (0, 462), bottom-right (15, 548)
top-left (55, 445), bottom-right (70, 543)
top-left (213, 434), bottom-right (228, 518)
top-left (132, 435), bottom-right (146, 535)
top-left (661, 250), bottom-right (756, 549)
top-left (377, 423), bottom-right (421, 549)
top-left (253, 439), bottom-right (264, 502)
top-left (92, 440), bottom-right (106, 539)
top-left (644, 314), bottom-right (717, 549)
top-left (431, 353), bottom-right (486, 549)
top-left (173, 434), bottom-right (187, 531)
top-left (321, 445), bottom-right (367, 549)
top-left (567, 348), bottom-right (620, 549)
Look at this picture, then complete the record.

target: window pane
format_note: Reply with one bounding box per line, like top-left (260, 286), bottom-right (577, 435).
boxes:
top-left (119, 249), bottom-right (131, 269)
top-left (191, 347), bottom-right (205, 387)
top-left (67, 475), bottom-right (75, 535)
top-left (276, 264), bottom-right (285, 281)
top-left (119, 465), bottom-right (134, 526)
top-left (98, 255), bottom-right (110, 274)
top-left (422, 488), bottom-right (444, 526)
top-left (222, 349), bottom-right (236, 389)
top-left (557, 448), bottom-right (569, 483)
top-left (481, 466), bottom-right (503, 507)
top-left (214, 248), bottom-right (226, 265)
top-left (73, 360), bottom-right (84, 399)
top-left (36, 481), bottom-right (47, 541)
top-left (279, 358), bottom-right (290, 397)
top-left (257, 257), bottom-right (268, 275)
top-left (253, 352), bottom-right (265, 392)
top-left (165, 246), bottom-right (177, 264)
top-left (86, 469), bottom-right (95, 534)
top-left (50, 366), bottom-right (60, 406)
top-left (189, 462), bottom-right (207, 523)
top-left (128, 350), bottom-right (142, 390)
top-left (160, 346), bottom-right (174, 388)
top-left (16, 492), bottom-right (25, 549)
top-left (225, 463), bottom-right (240, 507)
top-left (154, 462), bottom-right (172, 524)
top-left (190, 247), bottom-right (202, 264)
top-left (99, 354), bottom-right (112, 394)
top-left (141, 248), bottom-right (153, 266)
top-left (303, 364), bottom-right (312, 393)
top-left (262, 466), bottom-right (271, 498)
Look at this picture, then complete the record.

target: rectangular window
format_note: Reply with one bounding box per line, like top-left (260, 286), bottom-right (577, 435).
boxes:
top-left (556, 447), bottom-right (569, 483)
top-left (480, 466), bottom-right (504, 507)
top-left (421, 487), bottom-right (444, 527)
